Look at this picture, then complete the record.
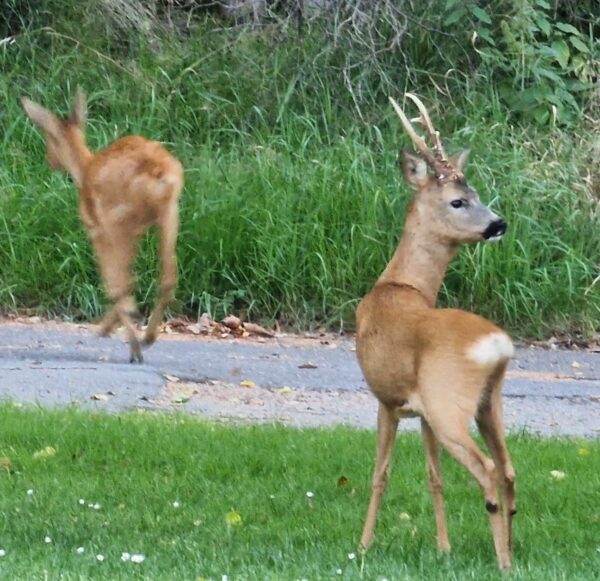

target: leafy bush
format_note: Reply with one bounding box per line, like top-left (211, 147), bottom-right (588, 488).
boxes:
top-left (443, 0), bottom-right (599, 124)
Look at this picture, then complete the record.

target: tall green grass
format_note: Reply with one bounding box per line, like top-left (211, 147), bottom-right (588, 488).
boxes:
top-left (0, 405), bottom-right (598, 580)
top-left (0, 11), bottom-right (598, 337)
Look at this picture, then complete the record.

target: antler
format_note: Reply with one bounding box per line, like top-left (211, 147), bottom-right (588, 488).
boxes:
top-left (388, 96), bottom-right (438, 168)
top-left (389, 94), bottom-right (460, 179)
top-left (404, 93), bottom-right (447, 161)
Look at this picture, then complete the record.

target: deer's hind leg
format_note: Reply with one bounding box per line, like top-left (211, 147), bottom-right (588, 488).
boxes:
top-left (476, 363), bottom-right (516, 554)
top-left (420, 366), bottom-right (510, 570)
top-left (93, 230), bottom-right (143, 363)
top-left (143, 202), bottom-right (179, 347)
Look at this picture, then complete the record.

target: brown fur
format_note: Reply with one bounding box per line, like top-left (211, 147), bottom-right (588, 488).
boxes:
top-left (22, 90), bottom-right (183, 363)
top-left (356, 145), bottom-right (516, 570)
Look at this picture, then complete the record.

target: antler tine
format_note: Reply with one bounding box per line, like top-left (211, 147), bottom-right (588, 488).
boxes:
top-left (405, 93), bottom-right (448, 161)
top-left (388, 96), bottom-right (438, 168)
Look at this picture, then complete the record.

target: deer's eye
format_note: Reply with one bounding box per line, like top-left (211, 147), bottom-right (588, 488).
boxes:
top-left (450, 199), bottom-right (467, 209)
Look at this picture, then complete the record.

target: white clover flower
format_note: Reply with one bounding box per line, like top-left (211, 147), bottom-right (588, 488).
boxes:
top-left (79, 499), bottom-right (85, 505)
top-left (0, 549), bottom-right (5, 557)
top-left (88, 503), bottom-right (101, 510)
top-left (27, 489), bottom-right (34, 496)
top-left (222, 576), bottom-right (229, 581)
top-left (550, 470), bottom-right (566, 480)
top-left (121, 552), bottom-right (131, 561)
top-left (336, 568), bottom-right (343, 575)
top-left (131, 554), bottom-right (145, 563)
top-left (172, 501), bottom-right (180, 508)
top-left (44, 536), bottom-right (52, 544)
top-left (399, 512), bottom-right (411, 521)
top-left (348, 552), bottom-right (356, 560)
top-left (76, 547), bottom-right (85, 554)
top-left (306, 491), bottom-right (314, 498)
top-left (96, 554), bottom-right (105, 562)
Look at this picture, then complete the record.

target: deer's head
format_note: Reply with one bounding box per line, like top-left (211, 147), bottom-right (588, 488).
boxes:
top-left (21, 89), bottom-right (87, 173)
top-left (391, 94), bottom-right (506, 245)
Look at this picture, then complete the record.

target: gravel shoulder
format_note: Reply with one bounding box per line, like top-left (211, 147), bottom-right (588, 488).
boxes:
top-left (0, 320), bottom-right (598, 437)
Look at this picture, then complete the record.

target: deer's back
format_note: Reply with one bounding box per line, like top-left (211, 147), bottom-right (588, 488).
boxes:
top-left (80, 136), bottom-right (183, 230)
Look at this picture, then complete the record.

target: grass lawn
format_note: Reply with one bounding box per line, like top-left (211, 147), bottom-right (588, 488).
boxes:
top-left (0, 404), bottom-right (598, 580)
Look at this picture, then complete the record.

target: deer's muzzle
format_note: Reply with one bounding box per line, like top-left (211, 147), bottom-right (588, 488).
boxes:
top-left (483, 218), bottom-right (507, 241)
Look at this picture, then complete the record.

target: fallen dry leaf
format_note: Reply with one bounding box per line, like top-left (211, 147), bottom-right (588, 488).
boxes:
top-left (165, 318), bottom-right (188, 330)
top-left (225, 510), bottom-right (242, 526)
top-left (273, 386), bottom-right (293, 394)
top-left (171, 395), bottom-right (191, 404)
top-left (298, 363), bottom-right (318, 369)
top-left (240, 380), bottom-right (256, 388)
top-left (91, 394), bottom-right (109, 401)
top-left (33, 446), bottom-right (57, 460)
top-left (164, 374), bottom-right (180, 383)
top-left (243, 322), bottom-right (275, 338)
top-left (222, 315), bottom-right (242, 330)
top-left (186, 324), bottom-right (201, 335)
top-left (0, 457), bottom-right (14, 472)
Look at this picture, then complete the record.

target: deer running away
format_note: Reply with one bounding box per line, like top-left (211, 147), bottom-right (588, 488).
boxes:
top-left (356, 94), bottom-right (516, 569)
top-left (22, 89), bottom-right (183, 363)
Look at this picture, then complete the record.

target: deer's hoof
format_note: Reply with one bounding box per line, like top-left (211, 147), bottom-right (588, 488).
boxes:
top-left (129, 346), bottom-right (144, 364)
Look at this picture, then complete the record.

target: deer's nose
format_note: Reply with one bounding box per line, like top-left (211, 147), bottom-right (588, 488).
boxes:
top-left (483, 219), bottom-right (507, 241)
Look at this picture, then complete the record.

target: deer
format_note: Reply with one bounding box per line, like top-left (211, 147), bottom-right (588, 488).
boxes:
top-left (21, 89), bottom-right (183, 363)
top-left (356, 94), bottom-right (516, 570)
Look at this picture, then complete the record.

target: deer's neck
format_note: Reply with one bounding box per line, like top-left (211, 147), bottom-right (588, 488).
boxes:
top-left (376, 212), bottom-right (458, 308)
top-left (63, 129), bottom-right (93, 188)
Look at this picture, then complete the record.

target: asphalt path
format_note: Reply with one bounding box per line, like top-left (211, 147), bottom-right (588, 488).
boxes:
top-left (0, 320), bottom-right (598, 437)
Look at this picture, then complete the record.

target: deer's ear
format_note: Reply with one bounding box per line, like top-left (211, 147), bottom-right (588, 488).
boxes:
top-left (402, 149), bottom-right (430, 189)
top-left (449, 149), bottom-right (470, 172)
top-left (71, 87), bottom-right (87, 127)
top-left (21, 97), bottom-right (61, 136)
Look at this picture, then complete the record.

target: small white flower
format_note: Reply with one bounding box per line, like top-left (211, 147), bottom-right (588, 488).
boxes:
top-left (550, 470), bottom-right (566, 480)
top-left (131, 554), bottom-right (145, 563)
top-left (172, 501), bottom-right (180, 508)
top-left (44, 536), bottom-right (52, 544)
top-left (121, 552), bottom-right (131, 561)
top-left (336, 568), bottom-right (343, 575)
top-left (88, 503), bottom-right (101, 510)
top-left (0, 549), bottom-right (5, 557)
top-left (348, 552), bottom-right (356, 560)
top-left (79, 499), bottom-right (85, 505)
top-left (76, 547), bottom-right (85, 554)
top-left (399, 512), bottom-right (411, 521)
top-left (306, 491), bottom-right (314, 498)
top-left (222, 576), bottom-right (229, 581)
top-left (96, 554), bottom-right (105, 562)
top-left (27, 489), bottom-right (34, 496)
top-left (269, 494), bottom-right (275, 499)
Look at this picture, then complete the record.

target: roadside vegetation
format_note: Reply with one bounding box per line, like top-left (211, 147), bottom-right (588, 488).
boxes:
top-left (0, 1), bottom-right (599, 337)
top-left (0, 405), bottom-right (598, 580)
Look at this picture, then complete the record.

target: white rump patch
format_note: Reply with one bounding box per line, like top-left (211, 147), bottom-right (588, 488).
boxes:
top-left (466, 332), bottom-right (514, 367)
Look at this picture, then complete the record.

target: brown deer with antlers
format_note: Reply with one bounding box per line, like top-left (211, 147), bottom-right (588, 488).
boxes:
top-left (22, 90), bottom-right (183, 363)
top-left (356, 94), bottom-right (515, 569)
